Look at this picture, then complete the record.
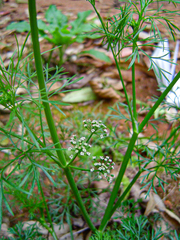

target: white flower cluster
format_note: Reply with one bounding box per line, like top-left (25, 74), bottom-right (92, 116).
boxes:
top-left (68, 135), bottom-right (91, 159)
top-left (90, 156), bottom-right (115, 183)
top-left (83, 119), bottom-right (109, 139)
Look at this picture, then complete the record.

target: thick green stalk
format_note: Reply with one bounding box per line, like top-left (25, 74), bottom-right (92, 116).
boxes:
top-left (111, 170), bottom-right (142, 214)
top-left (28, 0), bottom-right (66, 168)
top-left (99, 132), bottom-right (138, 231)
top-left (28, 0), bottom-right (96, 233)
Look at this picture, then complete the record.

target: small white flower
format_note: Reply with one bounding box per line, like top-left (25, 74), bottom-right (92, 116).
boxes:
top-left (108, 176), bottom-right (113, 183)
top-left (68, 147), bottom-right (72, 151)
top-left (94, 162), bottom-right (101, 166)
top-left (93, 156), bottom-right (96, 159)
top-left (84, 124), bottom-right (87, 127)
top-left (100, 134), bottom-right (104, 139)
top-left (80, 152), bottom-right (84, 156)
top-left (69, 155), bottom-right (73, 159)
top-left (91, 129), bottom-right (95, 133)
top-left (87, 152), bottom-right (91, 156)
top-left (90, 168), bottom-right (94, 172)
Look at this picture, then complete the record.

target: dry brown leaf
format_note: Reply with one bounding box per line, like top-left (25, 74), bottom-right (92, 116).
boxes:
top-left (144, 192), bottom-right (157, 216)
top-left (65, 44), bottom-right (84, 56)
top-left (89, 78), bottom-right (121, 99)
top-left (46, 81), bottom-right (63, 94)
top-left (142, 190), bottom-right (180, 234)
top-left (162, 209), bottom-right (180, 231)
top-left (139, 31), bottom-right (152, 39)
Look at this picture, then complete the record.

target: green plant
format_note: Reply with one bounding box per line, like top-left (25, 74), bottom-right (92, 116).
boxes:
top-left (1, 0), bottom-right (180, 239)
top-left (89, 217), bottom-right (164, 240)
top-left (7, 5), bottom-right (101, 66)
top-left (7, 222), bottom-right (46, 240)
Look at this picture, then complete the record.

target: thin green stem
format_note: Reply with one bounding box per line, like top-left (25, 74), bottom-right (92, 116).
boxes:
top-left (154, 125), bottom-right (180, 158)
top-left (39, 181), bottom-right (58, 240)
top-left (88, 1), bottom-right (135, 127)
top-left (132, 41), bottom-right (137, 129)
top-left (47, 44), bottom-right (55, 66)
top-left (67, 132), bottom-right (93, 166)
top-left (28, 0), bottom-right (96, 232)
top-left (69, 165), bottom-right (99, 173)
top-left (69, 165), bottom-right (91, 171)
top-left (63, 167), bottom-right (96, 232)
top-left (59, 47), bottom-right (64, 66)
top-left (139, 71), bottom-right (180, 132)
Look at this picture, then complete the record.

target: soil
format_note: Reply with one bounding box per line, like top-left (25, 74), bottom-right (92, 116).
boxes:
top-left (0, 0), bottom-right (180, 237)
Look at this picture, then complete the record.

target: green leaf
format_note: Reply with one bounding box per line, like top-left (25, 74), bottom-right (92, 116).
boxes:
top-left (89, 145), bottom-right (103, 158)
top-left (37, 19), bottom-right (49, 32)
top-left (45, 5), bottom-right (67, 27)
top-left (81, 49), bottom-right (112, 63)
top-left (45, 27), bottom-right (74, 45)
top-left (3, 195), bottom-right (14, 217)
top-left (33, 163), bottom-right (57, 187)
top-left (62, 87), bottom-right (97, 103)
top-left (2, 177), bottom-right (31, 196)
top-left (6, 21), bottom-right (30, 32)
top-left (71, 10), bottom-right (93, 32)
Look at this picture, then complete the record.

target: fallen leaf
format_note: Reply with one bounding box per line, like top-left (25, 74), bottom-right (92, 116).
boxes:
top-left (89, 78), bottom-right (121, 99)
top-left (80, 48), bottom-right (112, 63)
top-left (162, 209), bottom-right (180, 232)
top-left (144, 192), bottom-right (157, 216)
top-left (62, 87), bottom-right (97, 103)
